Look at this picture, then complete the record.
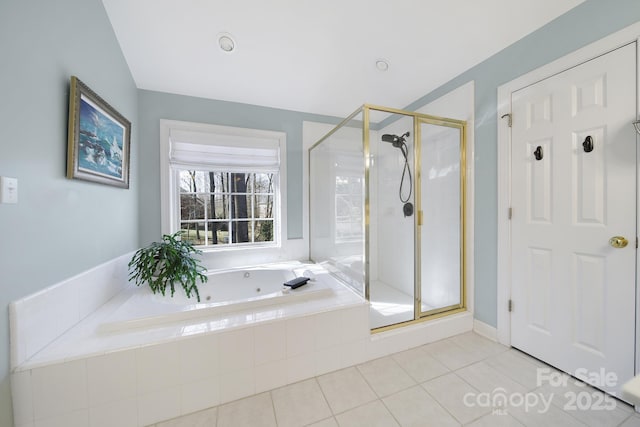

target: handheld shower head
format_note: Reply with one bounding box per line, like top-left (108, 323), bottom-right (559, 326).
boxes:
top-left (380, 131), bottom-right (413, 216)
top-left (381, 134), bottom-right (399, 143)
top-left (381, 132), bottom-right (410, 148)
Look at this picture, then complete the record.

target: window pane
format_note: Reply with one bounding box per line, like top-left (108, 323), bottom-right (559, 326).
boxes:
top-left (245, 173), bottom-right (254, 193)
top-left (231, 220), bottom-right (251, 243)
top-left (179, 170), bottom-right (207, 193)
top-left (207, 171), bottom-right (227, 193)
top-left (231, 194), bottom-right (251, 220)
top-left (205, 221), bottom-right (227, 245)
top-left (175, 167), bottom-right (277, 247)
top-left (178, 170), bottom-right (195, 193)
top-left (205, 194), bottom-right (228, 220)
top-left (179, 170), bottom-right (230, 193)
top-left (253, 195), bottom-right (273, 219)
top-left (254, 220), bottom-right (274, 242)
top-left (215, 221), bottom-right (230, 244)
top-left (180, 194), bottom-right (206, 220)
top-left (254, 173), bottom-right (274, 193)
top-left (230, 172), bottom-right (249, 193)
top-left (180, 222), bottom-right (206, 246)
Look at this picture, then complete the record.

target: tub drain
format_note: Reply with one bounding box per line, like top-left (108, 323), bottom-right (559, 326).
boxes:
top-left (256, 287), bottom-right (261, 292)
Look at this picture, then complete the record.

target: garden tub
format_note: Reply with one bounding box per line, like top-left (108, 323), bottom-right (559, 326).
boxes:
top-left (99, 265), bottom-right (332, 333)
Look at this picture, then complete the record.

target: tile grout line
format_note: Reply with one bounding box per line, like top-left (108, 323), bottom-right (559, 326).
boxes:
top-left (308, 376), bottom-right (335, 425)
top-left (420, 371), bottom-right (479, 426)
top-left (316, 368), bottom-right (376, 418)
top-left (373, 397), bottom-right (402, 427)
top-left (215, 392), bottom-right (221, 427)
top-left (421, 337), bottom-right (513, 425)
top-left (358, 345), bottom-right (480, 426)
top-left (268, 389), bottom-right (278, 427)
top-left (614, 412), bottom-right (633, 427)
top-left (354, 358), bottom-right (407, 426)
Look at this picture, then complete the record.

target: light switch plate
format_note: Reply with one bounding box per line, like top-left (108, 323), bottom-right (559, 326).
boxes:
top-left (0, 176), bottom-right (18, 204)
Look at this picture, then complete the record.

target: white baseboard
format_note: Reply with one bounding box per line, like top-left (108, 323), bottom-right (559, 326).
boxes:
top-left (473, 319), bottom-right (498, 342)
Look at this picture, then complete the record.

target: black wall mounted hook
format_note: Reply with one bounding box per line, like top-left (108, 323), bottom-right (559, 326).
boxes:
top-left (534, 146), bottom-right (543, 161)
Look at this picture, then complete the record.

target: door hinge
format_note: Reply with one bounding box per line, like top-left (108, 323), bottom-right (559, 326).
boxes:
top-left (636, 237), bottom-right (638, 249)
top-left (508, 207), bottom-right (512, 220)
top-left (508, 299), bottom-right (513, 312)
top-left (501, 113), bottom-right (512, 128)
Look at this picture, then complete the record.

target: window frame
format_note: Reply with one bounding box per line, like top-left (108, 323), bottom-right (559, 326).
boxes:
top-left (160, 120), bottom-right (287, 251)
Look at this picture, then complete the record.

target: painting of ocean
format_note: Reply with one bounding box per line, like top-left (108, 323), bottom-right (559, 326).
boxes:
top-left (78, 94), bottom-right (125, 179)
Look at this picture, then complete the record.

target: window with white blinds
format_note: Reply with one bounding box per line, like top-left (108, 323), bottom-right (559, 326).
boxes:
top-left (160, 120), bottom-right (286, 248)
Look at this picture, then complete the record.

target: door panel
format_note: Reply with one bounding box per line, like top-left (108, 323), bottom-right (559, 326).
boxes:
top-left (573, 127), bottom-right (606, 225)
top-left (511, 43), bottom-right (637, 396)
top-left (527, 138), bottom-right (552, 223)
top-left (572, 253), bottom-right (606, 354)
top-left (526, 247), bottom-right (552, 333)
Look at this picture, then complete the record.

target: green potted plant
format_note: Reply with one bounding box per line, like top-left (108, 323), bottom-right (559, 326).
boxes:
top-left (128, 231), bottom-right (208, 302)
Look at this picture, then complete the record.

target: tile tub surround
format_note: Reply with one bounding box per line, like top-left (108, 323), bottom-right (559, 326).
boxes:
top-left (9, 252), bottom-right (132, 368)
top-left (10, 256), bottom-right (473, 426)
top-left (10, 309), bottom-right (472, 427)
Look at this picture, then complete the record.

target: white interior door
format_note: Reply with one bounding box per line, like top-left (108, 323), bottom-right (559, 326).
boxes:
top-left (510, 43), bottom-right (637, 396)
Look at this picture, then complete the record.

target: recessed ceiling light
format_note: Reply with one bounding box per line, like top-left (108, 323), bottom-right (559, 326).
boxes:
top-left (375, 59), bottom-right (389, 71)
top-left (218, 33), bottom-right (236, 53)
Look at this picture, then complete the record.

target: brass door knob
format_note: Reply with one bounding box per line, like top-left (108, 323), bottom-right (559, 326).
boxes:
top-left (609, 236), bottom-right (628, 248)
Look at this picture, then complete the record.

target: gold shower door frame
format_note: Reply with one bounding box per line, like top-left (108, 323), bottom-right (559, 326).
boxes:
top-left (309, 104), bottom-right (467, 331)
top-left (413, 115), bottom-right (467, 324)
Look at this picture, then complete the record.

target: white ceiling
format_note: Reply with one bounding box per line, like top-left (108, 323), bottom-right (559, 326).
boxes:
top-left (102, 0), bottom-right (584, 118)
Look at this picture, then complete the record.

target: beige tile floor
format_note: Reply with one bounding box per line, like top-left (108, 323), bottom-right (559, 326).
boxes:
top-left (150, 332), bottom-right (640, 427)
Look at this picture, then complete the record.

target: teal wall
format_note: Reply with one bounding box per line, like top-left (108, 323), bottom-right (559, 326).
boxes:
top-left (137, 90), bottom-right (341, 244)
top-left (402, 0), bottom-right (640, 327)
top-left (0, 1), bottom-right (139, 425)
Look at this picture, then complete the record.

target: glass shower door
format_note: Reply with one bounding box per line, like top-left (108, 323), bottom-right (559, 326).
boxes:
top-left (309, 105), bottom-right (466, 331)
top-left (418, 119), bottom-right (465, 316)
top-left (368, 113), bottom-right (416, 329)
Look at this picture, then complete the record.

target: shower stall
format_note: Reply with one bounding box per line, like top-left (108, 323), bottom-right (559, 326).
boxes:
top-left (309, 105), bottom-right (467, 330)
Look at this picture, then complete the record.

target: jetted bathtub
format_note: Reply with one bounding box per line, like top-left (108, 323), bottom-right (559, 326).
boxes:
top-left (99, 265), bottom-right (332, 333)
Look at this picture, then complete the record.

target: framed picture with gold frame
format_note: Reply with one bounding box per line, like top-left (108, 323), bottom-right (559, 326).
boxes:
top-left (67, 76), bottom-right (131, 188)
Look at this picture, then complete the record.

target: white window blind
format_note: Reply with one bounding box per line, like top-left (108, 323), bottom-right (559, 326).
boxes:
top-left (169, 128), bottom-right (280, 171)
